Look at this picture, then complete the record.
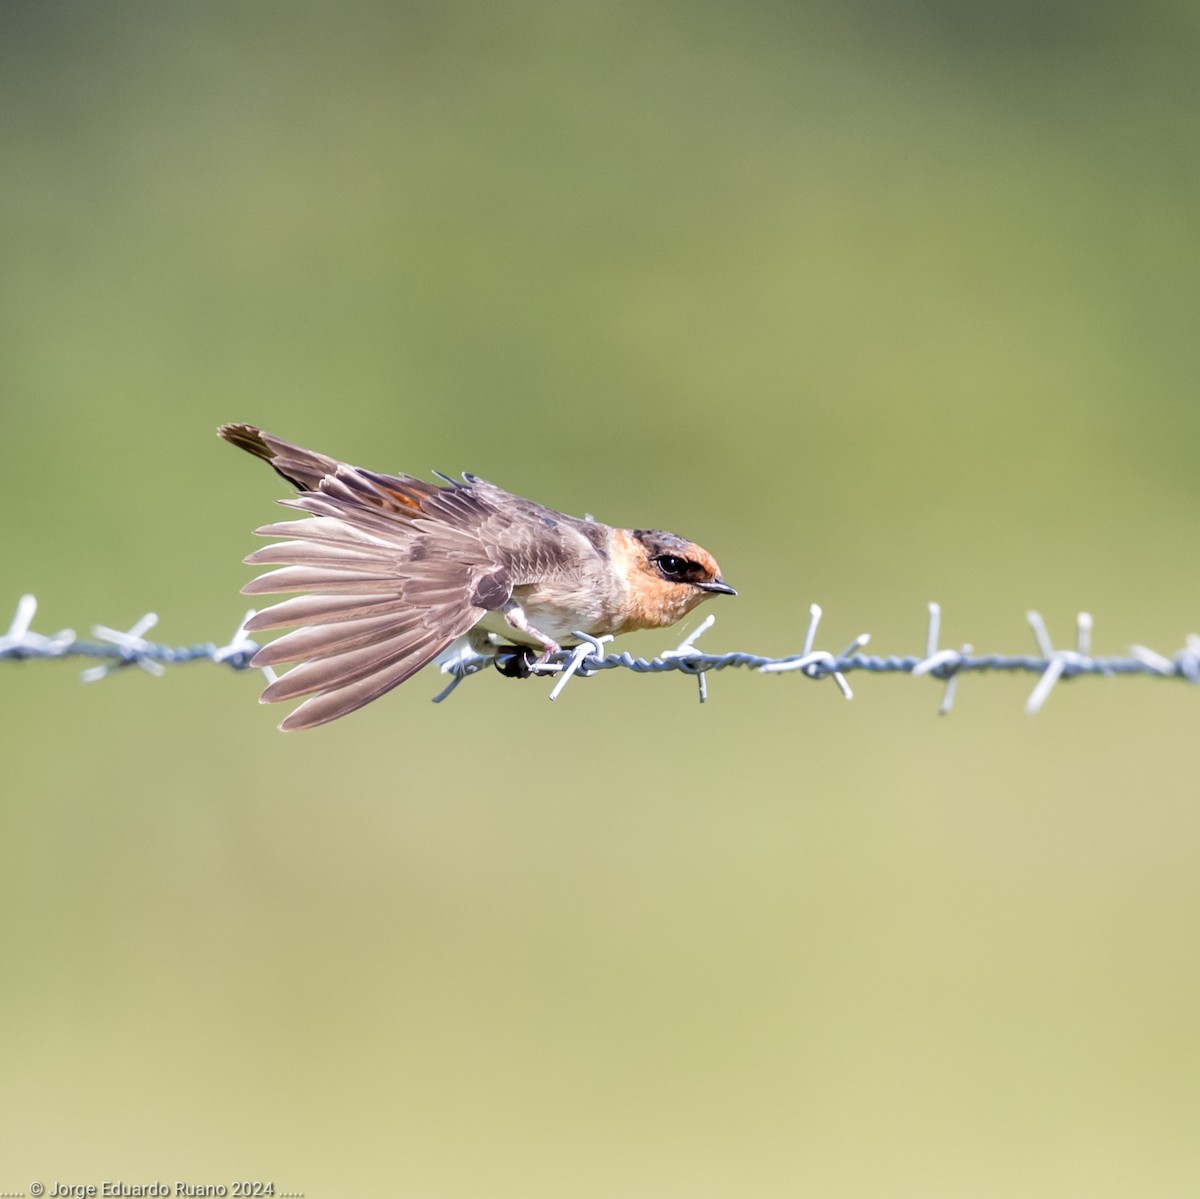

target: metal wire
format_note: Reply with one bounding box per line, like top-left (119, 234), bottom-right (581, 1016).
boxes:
top-left (3, 594), bottom-right (1198, 715)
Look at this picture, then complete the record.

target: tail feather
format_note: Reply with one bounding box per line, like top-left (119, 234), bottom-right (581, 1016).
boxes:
top-left (218, 423), bottom-right (342, 491)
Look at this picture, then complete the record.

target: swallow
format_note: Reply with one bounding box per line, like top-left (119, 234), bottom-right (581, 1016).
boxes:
top-left (218, 424), bottom-right (736, 730)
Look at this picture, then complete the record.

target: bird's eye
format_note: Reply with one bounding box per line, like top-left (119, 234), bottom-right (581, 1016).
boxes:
top-left (656, 554), bottom-right (688, 576)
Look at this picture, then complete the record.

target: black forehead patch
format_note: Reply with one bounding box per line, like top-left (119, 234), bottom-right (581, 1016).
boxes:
top-left (632, 529), bottom-right (693, 556)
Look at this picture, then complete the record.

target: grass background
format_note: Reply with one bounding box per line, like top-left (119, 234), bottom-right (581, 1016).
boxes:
top-left (3, 1), bottom-right (1199, 1194)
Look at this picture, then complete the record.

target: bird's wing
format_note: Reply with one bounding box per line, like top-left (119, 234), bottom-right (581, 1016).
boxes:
top-left (235, 447), bottom-right (605, 730)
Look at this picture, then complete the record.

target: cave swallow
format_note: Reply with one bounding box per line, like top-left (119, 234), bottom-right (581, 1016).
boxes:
top-left (219, 424), bottom-right (736, 730)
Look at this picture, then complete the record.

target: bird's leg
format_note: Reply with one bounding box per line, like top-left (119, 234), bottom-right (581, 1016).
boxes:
top-left (499, 600), bottom-right (561, 665)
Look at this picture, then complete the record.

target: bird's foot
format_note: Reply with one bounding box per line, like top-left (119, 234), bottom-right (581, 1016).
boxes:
top-left (494, 645), bottom-right (537, 678)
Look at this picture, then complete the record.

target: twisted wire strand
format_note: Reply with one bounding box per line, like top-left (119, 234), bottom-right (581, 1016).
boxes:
top-left (3, 594), bottom-right (1198, 715)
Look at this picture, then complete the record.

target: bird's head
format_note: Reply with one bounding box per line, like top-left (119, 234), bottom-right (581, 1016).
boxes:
top-left (621, 528), bottom-right (736, 630)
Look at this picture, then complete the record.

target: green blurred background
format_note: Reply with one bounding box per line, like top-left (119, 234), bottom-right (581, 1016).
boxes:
top-left (3, 1), bottom-right (1199, 1194)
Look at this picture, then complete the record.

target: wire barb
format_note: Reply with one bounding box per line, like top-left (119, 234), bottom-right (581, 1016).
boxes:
top-left (213, 609), bottom-right (278, 685)
top-left (0, 594), bottom-right (75, 659)
top-left (82, 612), bottom-right (165, 682)
top-left (543, 633), bottom-right (611, 701)
top-left (1023, 610), bottom-right (1099, 714)
top-left (661, 614), bottom-right (717, 703)
top-left (4, 593), bottom-right (1200, 716)
top-left (911, 602), bottom-right (972, 714)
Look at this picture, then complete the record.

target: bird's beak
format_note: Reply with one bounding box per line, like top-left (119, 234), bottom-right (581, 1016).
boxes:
top-left (698, 578), bottom-right (737, 596)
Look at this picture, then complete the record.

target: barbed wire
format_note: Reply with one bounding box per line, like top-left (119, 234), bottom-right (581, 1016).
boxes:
top-left (4, 593), bottom-right (1198, 716)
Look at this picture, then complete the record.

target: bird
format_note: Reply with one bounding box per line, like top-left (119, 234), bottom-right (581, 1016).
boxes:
top-left (218, 423), bottom-right (736, 730)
